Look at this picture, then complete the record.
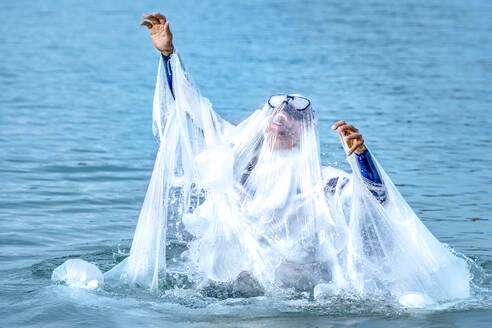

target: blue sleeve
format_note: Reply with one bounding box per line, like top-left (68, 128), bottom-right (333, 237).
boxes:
top-left (161, 53), bottom-right (175, 99)
top-left (325, 150), bottom-right (387, 204)
top-left (355, 150), bottom-right (386, 203)
top-left (355, 150), bottom-right (382, 184)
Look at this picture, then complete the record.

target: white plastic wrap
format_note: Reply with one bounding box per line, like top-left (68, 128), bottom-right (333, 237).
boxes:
top-left (101, 52), bottom-right (470, 303)
top-left (51, 259), bottom-right (103, 290)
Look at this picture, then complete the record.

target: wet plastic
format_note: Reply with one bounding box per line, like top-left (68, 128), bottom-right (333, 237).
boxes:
top-left (51, 259), bottom-right (103, 290)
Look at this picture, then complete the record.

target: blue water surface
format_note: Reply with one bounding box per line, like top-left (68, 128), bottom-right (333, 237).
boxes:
top-left (1, 0), bottom-right (492, 327)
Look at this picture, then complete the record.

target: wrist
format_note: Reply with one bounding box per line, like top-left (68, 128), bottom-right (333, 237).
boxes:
top-left (354, 144), bottom-right (367, 154)
top-left (160, 45), bottom-right (174, 56)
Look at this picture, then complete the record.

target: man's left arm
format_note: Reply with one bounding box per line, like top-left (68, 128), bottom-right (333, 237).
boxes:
top-left (331, 120), bottom-right (387, 203)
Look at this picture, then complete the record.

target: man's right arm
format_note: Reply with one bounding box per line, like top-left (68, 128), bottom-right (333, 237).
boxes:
top-left (141, 12), bottom-right (175, 97)
top-left (141, 12), bottom-right (233, 138)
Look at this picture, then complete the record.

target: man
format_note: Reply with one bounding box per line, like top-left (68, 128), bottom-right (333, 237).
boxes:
top-left (50, 13), bottom-right (471, 302)
top-left (118, 13), bottom-right (470, 301)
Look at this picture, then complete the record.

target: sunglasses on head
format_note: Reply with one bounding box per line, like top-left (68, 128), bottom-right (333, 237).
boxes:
top-left (268, 94), bottom-right (312, 121)
top-left (268, 94), bottom-right (311, 111)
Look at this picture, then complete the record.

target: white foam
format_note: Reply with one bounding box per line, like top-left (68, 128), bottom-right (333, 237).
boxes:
top-left (398, 292), bottom-right (434, 308)
top-left (314, 283), bottom-right (340, 299)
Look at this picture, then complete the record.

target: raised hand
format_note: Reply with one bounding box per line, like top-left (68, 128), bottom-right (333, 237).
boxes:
top-left (331, 120), bottom-right (367, 156)
top-left (140, 12), bottom-right (174, 55)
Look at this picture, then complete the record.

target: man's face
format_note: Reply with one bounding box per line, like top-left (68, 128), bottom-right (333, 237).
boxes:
top-left (265, 110), bottom-right (302, 150)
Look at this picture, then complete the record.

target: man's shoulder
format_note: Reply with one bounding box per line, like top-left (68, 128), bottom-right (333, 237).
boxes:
top-left (321, 165), bottom-right (350, 180)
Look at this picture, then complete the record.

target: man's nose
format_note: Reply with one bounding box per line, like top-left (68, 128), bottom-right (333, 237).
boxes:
top-left (272, 112), bottom-right (287, 125)
top-left (276, 110), bottom-right (289, 120)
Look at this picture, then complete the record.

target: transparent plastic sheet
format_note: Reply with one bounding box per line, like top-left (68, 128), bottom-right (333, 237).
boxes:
top-left (59, 52), bottom-right (470, 305)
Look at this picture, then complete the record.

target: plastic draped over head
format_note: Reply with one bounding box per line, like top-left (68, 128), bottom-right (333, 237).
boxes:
top-left (104, 52), bottom-right (470, 305)
top-left (229, 94), bottom-right (326, 273)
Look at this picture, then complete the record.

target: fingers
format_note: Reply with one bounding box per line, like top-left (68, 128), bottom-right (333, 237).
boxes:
top-left (347, 139), bottom-right (364, 156)
top-left (142, 13), bottom-right (160, 25)
top-left (337, 124), bottom-right (358, 135)
top-left (344, 132), bottom-right (364, 155)
top-left (344, 132), bottom-right (362, 141)
top-left (140, 21), bottom-right (153, 29)
top-left (154, 12), bottom-right (167, 24)
top-left (141, 13), bottom-right (169, 32)
top-left (331, 120), bottom-right (359, 136)
top-left (331, 120), bottom-right (345, 130)
top-left (331, 120), bottom-right (365, 155)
